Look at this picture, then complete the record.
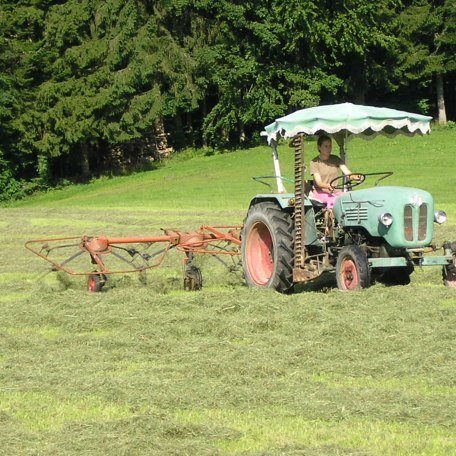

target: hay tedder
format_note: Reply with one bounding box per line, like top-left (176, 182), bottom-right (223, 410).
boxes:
top-left (26, 226), bottom-right (242, 292)
top-left (26, 103), bottom-right (456, 292)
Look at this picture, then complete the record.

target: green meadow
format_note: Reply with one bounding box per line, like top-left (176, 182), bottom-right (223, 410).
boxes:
top-left (1, 128), bottom-right (456, 455)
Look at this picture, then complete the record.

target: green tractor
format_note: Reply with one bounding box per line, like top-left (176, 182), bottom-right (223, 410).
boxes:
top-left (241, 103), bottom-right (456, 291)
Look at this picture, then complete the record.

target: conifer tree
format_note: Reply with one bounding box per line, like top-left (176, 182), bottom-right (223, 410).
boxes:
top-left (395, 0), bottom-right (455, 122)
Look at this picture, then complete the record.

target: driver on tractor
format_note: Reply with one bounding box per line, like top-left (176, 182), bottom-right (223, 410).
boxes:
top-left (310, 135), bottom-right (363, 209)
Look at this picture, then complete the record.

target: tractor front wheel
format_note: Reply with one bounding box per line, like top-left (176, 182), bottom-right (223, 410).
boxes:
top-left (336, 245), bottom-right (370, 291)
top-left (241, 202), bottom-right (294, 293)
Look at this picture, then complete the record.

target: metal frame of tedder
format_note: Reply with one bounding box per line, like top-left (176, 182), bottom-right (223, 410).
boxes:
top-left (26, 225), bottom-right (242, 292)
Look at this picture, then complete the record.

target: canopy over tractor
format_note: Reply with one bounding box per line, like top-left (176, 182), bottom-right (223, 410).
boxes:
top-left (264, 102), bottom-right (431, 141)
top-left (261, 102), bottom-right (432, 194)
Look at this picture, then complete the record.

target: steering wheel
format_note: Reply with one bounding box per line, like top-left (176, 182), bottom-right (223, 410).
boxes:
top-left (330, 173), bottom-right (366, 191)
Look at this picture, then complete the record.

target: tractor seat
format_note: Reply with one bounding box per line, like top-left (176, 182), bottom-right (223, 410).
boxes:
top-left (308, 198), bottom-right (327, 209)
top-left (304, 180), bottom-right (327, 208)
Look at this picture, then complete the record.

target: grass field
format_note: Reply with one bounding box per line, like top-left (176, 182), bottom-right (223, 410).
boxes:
top-left (1, 128), bottom-right (456, 455)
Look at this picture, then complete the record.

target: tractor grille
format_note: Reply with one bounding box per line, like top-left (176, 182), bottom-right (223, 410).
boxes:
top-left (404, 203), bottom-right (428, 242)
top-left (345, 207), bottom-right (368, 223)
top-left (418, 204), bottom-right (428, 241)
top-left (404, 205), bottom-right (413, 241)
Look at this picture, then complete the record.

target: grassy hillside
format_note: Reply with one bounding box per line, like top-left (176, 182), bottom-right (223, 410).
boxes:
top-left (12, 127), bottom-right (456, 217)
top-left (1, 127), bottom-right (455, 455)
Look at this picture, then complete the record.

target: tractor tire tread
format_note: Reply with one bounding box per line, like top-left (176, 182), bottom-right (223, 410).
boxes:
top-left (241, 202), bottom-right (294, 293)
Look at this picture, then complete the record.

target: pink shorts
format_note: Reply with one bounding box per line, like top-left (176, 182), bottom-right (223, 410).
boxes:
top-left (310, 189), bottom-right (342, 210)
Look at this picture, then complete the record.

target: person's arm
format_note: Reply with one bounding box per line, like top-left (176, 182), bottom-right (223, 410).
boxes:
top-left (313, 172), bottom-right (334, 193)
top-left (340, 164), bottom-right (352, 175)
top-left (340, 164), bottom-right (362, 181)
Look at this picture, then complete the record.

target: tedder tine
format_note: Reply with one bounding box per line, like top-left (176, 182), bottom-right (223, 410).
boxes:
top-left (60, 250), bottom-right (85, 268)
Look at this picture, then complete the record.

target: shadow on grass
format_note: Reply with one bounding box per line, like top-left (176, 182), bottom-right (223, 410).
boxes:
top-left (294, 271), bottom-right (337, 293)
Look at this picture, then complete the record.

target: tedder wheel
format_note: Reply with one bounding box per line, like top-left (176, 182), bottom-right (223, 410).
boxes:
top-left (88, 273), bottom-right (106, 292)
top-left (184, 265), bottom-right (203, 291)
top-left (241, 202), bottom-right (294, 293)
top-left (336, 245), bottom-right (370, 291)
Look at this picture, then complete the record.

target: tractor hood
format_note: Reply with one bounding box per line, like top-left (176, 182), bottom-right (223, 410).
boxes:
top-left (333, 186), bottom-right (435, 248)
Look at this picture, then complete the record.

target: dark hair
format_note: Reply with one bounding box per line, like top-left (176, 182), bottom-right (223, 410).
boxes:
top-left (317, 135), bottom-right (331, 147)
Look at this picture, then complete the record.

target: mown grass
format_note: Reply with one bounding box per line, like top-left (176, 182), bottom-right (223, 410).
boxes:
top-left (1, 127), bottom-right (455, 455)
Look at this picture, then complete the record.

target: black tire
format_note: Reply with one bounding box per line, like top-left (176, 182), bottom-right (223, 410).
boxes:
top-left (442, 243), bottom-right (456, 287)
top-left (443, 264), bottom-right (456, 288)
top-left (88, 273), bottom-right (106, 292)
top-left (184, 265), bottom-right (203, 291)
top-left (336, 245), bottom-right (370, 291)
top-left (241, 202), bottom-right (294, 292)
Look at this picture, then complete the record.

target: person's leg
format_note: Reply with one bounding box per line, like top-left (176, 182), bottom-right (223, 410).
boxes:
top-left (311, 190), bottom-right (341, 209)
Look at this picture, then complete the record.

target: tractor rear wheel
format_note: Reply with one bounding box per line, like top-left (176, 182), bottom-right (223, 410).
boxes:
top-left (336, 245), bottom-right (370, 291)
top-left (241, 202), bottom-right (294, 293)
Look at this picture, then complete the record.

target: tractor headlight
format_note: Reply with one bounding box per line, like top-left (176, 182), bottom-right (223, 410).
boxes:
top-left (434, 210), bottom-right (447, 224)
top-left (379, 212), bottom-right (393, 227)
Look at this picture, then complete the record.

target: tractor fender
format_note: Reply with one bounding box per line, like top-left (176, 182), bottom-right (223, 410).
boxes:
top-left (247, 193), bottom-right (295, 211)
top-left (246, 194), bottom-right (319, 246)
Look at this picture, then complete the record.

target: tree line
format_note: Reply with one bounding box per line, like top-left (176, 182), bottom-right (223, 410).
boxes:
top-left (0, 0), bottom-right (454, 200)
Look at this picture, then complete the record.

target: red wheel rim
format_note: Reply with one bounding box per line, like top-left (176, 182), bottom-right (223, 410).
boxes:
top-left (88, 275), bottom-right (98, 292)
top-left (339, 258), bottom-right (359, 290)
top-left (246, 221), bottom-right (274, 286)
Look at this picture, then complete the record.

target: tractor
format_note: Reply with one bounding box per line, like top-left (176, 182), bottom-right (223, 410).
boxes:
top-left (241, 103), bottom-right (456, 291)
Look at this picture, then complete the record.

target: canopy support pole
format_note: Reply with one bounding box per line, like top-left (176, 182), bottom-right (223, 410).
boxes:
top-left (334, 130), bottom-right (349, 188)
top-left (342, 131), bottom-right (349, 188)
top-left (271, 139), bottom-right (286, 193)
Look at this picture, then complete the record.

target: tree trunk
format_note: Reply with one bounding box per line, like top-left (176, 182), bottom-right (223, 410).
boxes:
top-left (186, 112), bottom-right (194, 147)
top-left (154, 117), bottom-right (172, 158)
top-left (238, 120), bottom-right (246, 144)
top-left (202, 98), bottom-right (208, 148)
top-left (350, 55), bottom-right (366, 104)
top-left (80, 142), bottom-right (90, 178)
top-left (154, 117), bottom-right (165, 137)
top-left (436, 72), bottom-right (447, 125)
top-left (37, 155), bottom-right (51, 182)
